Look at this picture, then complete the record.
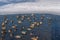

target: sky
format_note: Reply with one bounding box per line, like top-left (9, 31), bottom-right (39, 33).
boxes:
top-left (0, 0), bottom-right (60, 15)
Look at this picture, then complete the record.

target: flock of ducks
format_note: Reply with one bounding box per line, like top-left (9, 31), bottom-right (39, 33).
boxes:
top-left (0, 14), bottom-right (52, 40)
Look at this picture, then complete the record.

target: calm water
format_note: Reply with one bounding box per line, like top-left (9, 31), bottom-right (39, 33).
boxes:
top-left (0, 14), bottom-right (60, 40)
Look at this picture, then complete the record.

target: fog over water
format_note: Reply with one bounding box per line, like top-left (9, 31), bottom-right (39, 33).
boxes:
top-left (0, 0), bottom-right (60, 15)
